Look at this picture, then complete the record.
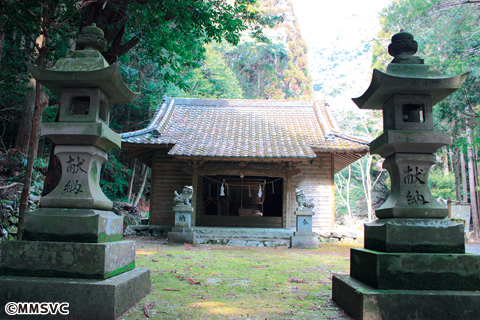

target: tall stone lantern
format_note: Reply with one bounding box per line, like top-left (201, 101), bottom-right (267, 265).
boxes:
top-left (332, 32), bottom-right (480, 320)
top-left (0, 24), bottom-right (150, 320)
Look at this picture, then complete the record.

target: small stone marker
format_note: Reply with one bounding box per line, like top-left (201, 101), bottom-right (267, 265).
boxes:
top-left (168, 186), bottom-right (196, 244)
top-left (290, 189), bottom-right (318, 248)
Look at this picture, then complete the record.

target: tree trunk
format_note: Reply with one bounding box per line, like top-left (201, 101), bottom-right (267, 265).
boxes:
top-left (448, 147), bottom-right (454, 174)
top-left (42, 111), bottom-right (61, 197)
top-left (476, 147), bottom-right (480, 229)
top-left (443, 149), bottom-right (449, 175)
top-left (18, 49), bottom-right (47, 239)
top-left (360, 154), bottom-right (374, 222)
top-left (133, 164), bottom-right (148, 207)
top-left (15, 83), bottom-right (36, 154)
top-left (127, 157), bottom-right (136, 203)
top-left (453, 147), bottom-right (462, 201)
top-left (346, 165), bottom-right (352, 218)
top-left (461, 150), bottom-right (468, 202)
top-left (0, 23), bottom-right (5, 64)
top-left (467, 126), bottom-right (478, 238)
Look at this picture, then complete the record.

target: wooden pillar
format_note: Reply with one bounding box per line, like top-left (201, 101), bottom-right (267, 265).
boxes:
top-left (191, 169), bottom-right (198, 226)
top-left (149, 150), bottom-right (159, 225)
top-left (285, 172), bottom-right (292, 229)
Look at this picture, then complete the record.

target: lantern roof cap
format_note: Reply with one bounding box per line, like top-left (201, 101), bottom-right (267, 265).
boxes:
top-left (26, 23), bottom-right (138, 104)
top-left (353, 31), bottom-right (469, 109)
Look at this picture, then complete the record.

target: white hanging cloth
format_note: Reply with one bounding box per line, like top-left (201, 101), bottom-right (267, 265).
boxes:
top-left (258, 184), bottom-right (262, 198)
top-left (220, 183), bottom-right (225, 196)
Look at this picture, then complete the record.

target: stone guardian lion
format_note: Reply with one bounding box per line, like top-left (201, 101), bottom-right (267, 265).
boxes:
top-left (295, 189), bottom-right (315, 210)
top-left (174, 186), bottom-right (194, 207)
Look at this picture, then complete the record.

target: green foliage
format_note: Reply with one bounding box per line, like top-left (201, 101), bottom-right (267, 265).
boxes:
top-left (166, 43), bottom-right (244, 99)
top-left (119, 0), bottom-right (279, 88)
top-left (220, 0), bottom-right (312, 100)
top-left (0, 0), bottom-right (81, 150)
top-left (428, 169), bottom-right (457, 200)
top-left (100, 151), bottom-right (130, 201)
top-left (42, 105), bottom-right (59, 123)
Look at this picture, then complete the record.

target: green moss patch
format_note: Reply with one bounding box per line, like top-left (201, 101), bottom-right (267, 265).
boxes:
top-left (121, 238), bottom-right (358, 319)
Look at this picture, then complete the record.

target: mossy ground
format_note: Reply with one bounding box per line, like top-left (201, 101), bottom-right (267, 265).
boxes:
top-left (121, 237), bottom-right (360, 320)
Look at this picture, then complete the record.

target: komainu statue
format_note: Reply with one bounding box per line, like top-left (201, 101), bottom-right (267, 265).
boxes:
top-left (174, 186), bottom-right (194, 207)
top-left (295, 189), bottom-right (315, 210)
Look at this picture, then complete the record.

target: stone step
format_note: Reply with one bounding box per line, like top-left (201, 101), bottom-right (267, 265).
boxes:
top-left (194, 227), bottom-right (293, 247)
top-left (124, 225), bottom-right (361, 246)
top-left (124, 225), bottom-right (294, 247)
top-left (193, 227), bottom-right (294, 238)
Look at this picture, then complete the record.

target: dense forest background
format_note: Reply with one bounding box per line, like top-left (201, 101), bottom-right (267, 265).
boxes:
top-left (1, 0), bottom-right (480, 239)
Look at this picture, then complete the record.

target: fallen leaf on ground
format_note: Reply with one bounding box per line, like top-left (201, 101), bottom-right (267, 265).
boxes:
top-left (290, 278), bottom-right (308, 283)
top-left (184, 243), bottom-right (194, 251)
top-left (188, 277), bottom-right (201, 285)
top-left (143, 302), bottom-right (155, 318)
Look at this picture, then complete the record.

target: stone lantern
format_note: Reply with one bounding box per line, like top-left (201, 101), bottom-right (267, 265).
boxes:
top-left (332, 32), bottom-right (480, 320)
top-left (0, 24), bottom-right (150, 320)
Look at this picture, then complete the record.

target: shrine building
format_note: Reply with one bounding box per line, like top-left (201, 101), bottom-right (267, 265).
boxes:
top-left (121, 97), bottom-right (368, 233)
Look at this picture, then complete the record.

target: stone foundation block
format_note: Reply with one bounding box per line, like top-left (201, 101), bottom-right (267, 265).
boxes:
top-left (23, 208), bottom-right (123, 243)
top-left (364, 218), bottom-right (465, 253)
top-left (1, 240), bottom-right (135, 279)
top-left (290, 235), bottom-right (319, 248)
top-left (0, 268), bottom-right (150, 320)
top-left (350, 248), bottom-right (480, 290)
top-left (168, 231), bottom-right (196, 244)
top-left (332, 274), bottom-right (480, 320)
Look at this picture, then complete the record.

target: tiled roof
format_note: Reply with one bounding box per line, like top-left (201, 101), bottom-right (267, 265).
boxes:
top-left (121, 98), bottom-right (368, 159)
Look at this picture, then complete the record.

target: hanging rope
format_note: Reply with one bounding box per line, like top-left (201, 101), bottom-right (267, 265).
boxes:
top-left (194, 168), bottom-right (292, 188)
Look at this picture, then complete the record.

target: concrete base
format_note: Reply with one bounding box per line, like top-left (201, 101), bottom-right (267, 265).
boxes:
top-left (350, 248), bottom-right (480, 290)
top-left (168, 231), bottom-right (196, 244)
top-left (23, 208), bottom-right (123, 243)
top-left (0, 268), bottom-right (150, 320)
top-left (332, 274), bottom-right (480, 320)
top-left (290, 231), bottom-right (319, 248)
top-left (364, 218), bottom-right (465, 253)
top-left (1, 240), bottom-right (135, 279)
